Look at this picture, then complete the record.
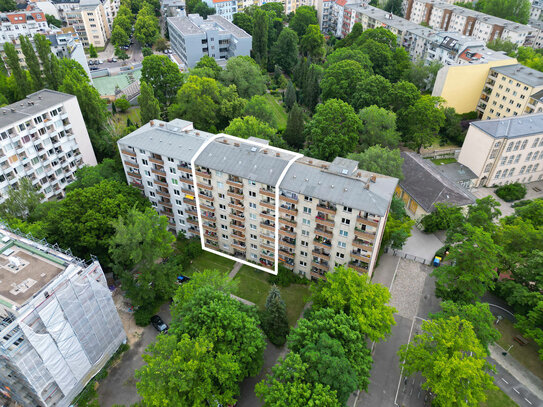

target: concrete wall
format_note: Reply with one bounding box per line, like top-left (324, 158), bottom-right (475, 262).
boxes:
top-left (432, 58), bottom-right (518, 113)
top-left (64, 96), bottom-right (98, 166)
top-left (457, 126), bottom-right (494, 185)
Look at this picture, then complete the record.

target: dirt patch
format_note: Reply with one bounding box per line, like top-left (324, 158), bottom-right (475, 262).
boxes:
top-left (112, 291), bottom-right (143, 346)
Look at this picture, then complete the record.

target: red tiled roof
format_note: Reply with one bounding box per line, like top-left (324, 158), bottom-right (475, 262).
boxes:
top-left (6, 14), bottom-right (26, 24)
top-left (336, 0), bottom-right (347, 6)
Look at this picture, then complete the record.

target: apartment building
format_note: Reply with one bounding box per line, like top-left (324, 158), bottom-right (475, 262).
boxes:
top-left (168, 14), bottom-right (251, 68)
top-left (203, 0), bottom-right (237, 21)
top-left (404, 0), bottom-right (539, 47)
top-left (458, 113), bottom-right (543, 186)
top-left (530, 0), bottom-right (542, 21)
top-left (478, 64), bottom-right (543, 120)
top-left (0, 226), bottom-right (125, 407)
top-left (0, 90), bottom-right (97, 204)
top-left (0, 7), bottom-right (49, 44)
top-left (118, 119), bottom-right (397, 279)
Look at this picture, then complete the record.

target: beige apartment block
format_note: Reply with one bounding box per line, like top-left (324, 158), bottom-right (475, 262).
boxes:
top-left (478, 64), bottom-right (543, 120)
top-left (458, 113), bottom-right (543, 186)
top-left (117, 119), bottom-right (397, 279)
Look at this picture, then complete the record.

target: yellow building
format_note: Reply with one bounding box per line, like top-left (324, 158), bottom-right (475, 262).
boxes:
top-left (478, 64), bottom-right (543, 120)
top-left (432, 57), bottom-right (517, 114)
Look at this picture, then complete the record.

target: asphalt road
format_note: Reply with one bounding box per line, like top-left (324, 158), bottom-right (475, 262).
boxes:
top-left (490, 358), bottom-right (543, 407)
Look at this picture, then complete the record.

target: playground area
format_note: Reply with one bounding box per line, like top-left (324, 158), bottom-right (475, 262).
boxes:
top-left (93, 68), bottom-right (142, 99)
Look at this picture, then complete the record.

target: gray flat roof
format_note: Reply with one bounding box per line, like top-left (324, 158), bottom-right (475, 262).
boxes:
top-left (207, 15), bottom-right (251, 38)
top-left (168, 16), bottom-right (203, 35)
top-left (167, 14), bottom-right (250, 38)
top-left (195, 137), bottom-right (296, 185)
top-left (399, 152), bottom-right (476, 212)
top-left (490, 64), bottom-right (543, 87)
top-left (433, 162), bottom-right (477, 183)
top-left (471, 113), bottom-right (543, 139)
top-left (118, 120), bottom-right (212, 163)
top-left (531, 89), bottom-right (543, 102)
top-left (0, 89), bottom-right (75, 130)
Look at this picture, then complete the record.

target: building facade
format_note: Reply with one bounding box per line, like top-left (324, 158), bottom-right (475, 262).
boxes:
top-left (0, 226), bottom-right (125, 407)
top-left (118, 119), bottom-right (397, 279)
top-left (0, 7), bottom-right (49, 44)
top-left (168, 14), bottom-right (251, 68)
top-left (458, 113), bottom-right (543, 186)
top-left (478, 64), bottom-right (543, 120)
top-left (0, 90), bottom-right (97, 204)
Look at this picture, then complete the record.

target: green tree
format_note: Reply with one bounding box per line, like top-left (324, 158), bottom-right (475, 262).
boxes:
top-left (353, 74), bottom-right (392, 110)
top-left (114, 5), bottom-right (134, 33)
top-left (357, 105), bottom-right (400, 149)
top-left (45, 14), bottom-right (62, 28)
top-left (359, 40), bottom-right (394, 79)
top-left (225, 116), bottom-right (276, 140)
top-left (0, 0), bottom-right (16, 12)
top-left (142, 54), bottom-right (184, 107)
top-left (305, 98), bottom-right (360, 161)
top-left (3, 42), bottom-right (30, 99)
top-left (261, 285), bottom-right (289, 346)
top-left (65, 158), bottom-right (125, 193)
top-left (255, 352), bottom-right (341, 407)
top-left (300, 25), bottom-right (325, 60)
top-left (403, 59), bottom-right (442, 92)
top-left (487, 38), bottom-right (518, 55)
top-left (284, 103), bottom-right (305, 149)
top-left (172, 287), bottom-right (266, 379)
top-left (284, 80), bottom-right (296, 111)
top-left (335, 22), bottom-right (363, 49)
top-left (513, 198), bottom-right (543, 226)
top-left (348, 145), bottom-right (403, 179)
top-left (89, 44), bottom-right (98, 58)
top-left (232, 12), bottom-right (254, 34)
top-left (311, 266), bottom-right (396, 341)
top-left (142, 46), bottom-right (153, 57)
top-left (195, 55), bottom-right (222, 77)
top-left (34, 34), bottom-right (60, 90)
top-left (0, 178), bottom-right (43, 220)
top-left (384, 0), bottom-right (402, 15)
top-left (115, 45), bottom-right (129, 61)
top-left (389, 80), bottom-right (420, 113)
top-left (356, 27), bottom-right (397, 48)
top-left (430, 301), bottom-right (500, 351)
top-left (288, 308), bottom-right (373, 392)
top-left (398, 317), bottom-right (497, 406)
top-left (516, 301), bottom-right (543, 360)
top-left (465, 196), bottom-right (502, 232)
top-left (289, 6), bottom-right (318, 38)
top-left (439, 107), bottom-right (465, 145)
top-left (271, 28), bottom-right (298, 74)
top-left (19, 35), bottom-right (42, 90)
top-left (243, 95), bottom-right (276, 127)
top-left (252, 9), bottom-right (268, 68)
top-left (136, 333), bottom-right (240, 406)
top-left (478, 0), bottom-right (530, 24)
top-left (399, 95), bottom-right (445, 153)
top-left (169, 75), bottom-right (245, 131)
top-left (219, 56), bottom-right (266, 99)
top-left (114, 96), bottom-right (131, 112)
top-left (432, 224), bottom-right (500, 303)
top-left (42, 179), bottom-right (149, 265)
top-left (420, 203), bottom-right (464, 233)
top-left (134, 8), bottom-right (160, 46)
top-left (111, 25), bottom-right (130, 47)
top-left (320, 60), bottom-right (368, 105)
top-left (381, 198), bottom-right (414, 249)
top-left (138, 81), bottom-right (161, 124)
top-left (326, 48), bottom-right (373, 72)
top-left (194, 1), bottom-right (215, 18)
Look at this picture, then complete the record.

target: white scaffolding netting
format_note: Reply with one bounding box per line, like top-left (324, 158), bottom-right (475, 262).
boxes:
top-left (14, 346), bottom-right (54, 396)
top-left (38, 297), bottom-right (92, 382)
top-left (89, 278), bottom-right (125, 343)
top-left (20, 322), bottom-right (77, 396)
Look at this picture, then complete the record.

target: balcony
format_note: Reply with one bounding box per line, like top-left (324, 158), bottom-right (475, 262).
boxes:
top-left (232, 241), bottom-right (246, 251)
top-left (317, 202), bottom-right (336, 214)
top-left (279, 248), bottom-right (295, 259)
top-left (351, 251), bottom-right (371, 263)
top-left (121, 149), bottom-right (136, 157)
top-left (182, 188), bottom-right (193, 195)
top-left (186, 209), bottom-right (198, 217)
top-left (352, 239), bottom-right (373, 252)
top-left (229, 201), bottom-right (244, 211)
top-left (279, 217), bottom-right (296, 226)
top-left (261, 251), bottom-right (275, 262)
top-left (261, 211), bottom-right (275, 221)
top-left (196, 169), bottom-right (211, 179)
top-left (205, 241), bottom-right (219, 249)
top-left (198, 182), bottom-right (213, 191)
top-left (354, 228), bottom-right (376, 241)
top-left (348, 262), bottom-right (368, 273)
top-left (178, 164), bottom-right (192, 173)
top-left (227, 189), bottom-right (244, 200)
top-left (198, 191), bottom-right (214, 200)
top-left (315, 227), bottom-right (333, 239)
top-left (202, 211), bottom-right (215, 221)
top-left (149, 156), bottom-right (164, 165)
top-left (226, 178), bottom-right (243, 188)
top-left (312, 249), bottom-right (330, 261)
top-left (204, 232), bottom-right (218, 241)
top-left (159, 200), bottom-right (172, 208)
top-left (260, 200), bottom-right (275, 210)
top-left (180, 176), bottom-right (192, 185)
top-left (130, 182), bottom-right (143, 190)
top-left (128, 171), bottom-right (141, 179)
top-left (281, 238), bottom-right (296, 249)
top-left (160, 210), bottom-right (174, 218)
top-left (280, 260), bottom-right (295, 270)
top-left (280, 193), bottom-right (298, 204)
top-left (124, 160), bottom-right (138, 169)
top-left (232, 231), bottom-right (246, 241)
top-left (311, 260), bottom-right (329, 272)
top-left (260, 221), bottom-right (275, 231)
top-left (231, 212), bottom-right (245, 222)
top-left (279, 227), bottom-right (296, 238)
top-left (357, 216), bottom-right (379, 228)
top-left (231, 222), bottom-right (245, 232)
top-left (156, 189), bottom-right (169, 198)
top-left (155, 179), bottom-right (168, 188)
top-left (202, 223), bottom-right (217, 232)
top-left (279, 205), bottom-right (297, 216)
top-left (261, 242), bottom-right (275, 251)
top-left (315, 215), bottom-right (334, 228)
top-left (183, 197), bottom-right (195, 205)
top-left (199, 201), bottom-right (214, 211)
top-left (311, 271), bottom-right (326, 280)
top-left (260, 188), bottom-right (275, 198)
top-left (260, 233), bottom-right (275, 242)
top-left (187, 217), bottom-right (199, 226)
top-left (152, 167), bottom-right (166, 177)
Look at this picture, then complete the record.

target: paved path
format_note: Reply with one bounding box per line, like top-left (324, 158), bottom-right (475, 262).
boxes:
top-left (228, 261), bottom-right (242, 279)
top-left (401, 225), bottom-right (443, 263)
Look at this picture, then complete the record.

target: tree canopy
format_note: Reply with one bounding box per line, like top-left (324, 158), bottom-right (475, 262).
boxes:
top-left (219, 56), bottom-right (266, 99)
top-left (142, 55), bottom-right (184, 107)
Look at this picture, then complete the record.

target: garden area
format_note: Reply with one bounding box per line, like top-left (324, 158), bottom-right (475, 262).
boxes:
top-left (481, 388), bottom-right (517, 407)
top-left (184, 250), bottom-right (235, 276)
top-left (263, 92), bottom-right (288, 130)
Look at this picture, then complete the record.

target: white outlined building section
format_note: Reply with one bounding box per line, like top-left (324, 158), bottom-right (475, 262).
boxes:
top-left (191, 134), bottom-right (302, 275)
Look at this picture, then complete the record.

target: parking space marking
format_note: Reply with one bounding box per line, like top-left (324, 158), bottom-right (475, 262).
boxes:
top-left (501, 378), bottom-right (509, 384)
top-left (524, 398), bottom-right (532, 405)
top-left (514, 388), bottom-right (520, 394)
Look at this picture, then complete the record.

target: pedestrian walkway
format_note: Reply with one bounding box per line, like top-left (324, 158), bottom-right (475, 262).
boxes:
top-left (228, 262), bottom-right (242, 279)
top-left (401, 225), bottom-right (443, 263)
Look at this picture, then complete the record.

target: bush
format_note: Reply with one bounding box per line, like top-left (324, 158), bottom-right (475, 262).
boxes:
top-left (420, 203), bottom-right (463, 233)
top-left (142, 46), bottom-right (153, 57)
top-left (268, 264), bottom-right (308, 287)
top-left (134, 301), bottom-right (161, 326)
top-left (495, 183), bottom-right (527, 202)
top-left (511, 199), bottom-right (535, 208)
top-left (114, 96), bottom-right (131, 113)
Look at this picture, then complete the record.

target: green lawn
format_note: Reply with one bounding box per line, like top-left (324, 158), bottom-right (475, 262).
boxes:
top-left (233, 265), bottom-right (311, 326)
top-left (110, 108), bottom-right (141, 135)
top-left (430, 157), bottom-right (457, 165)
top-left (184, 251), bottom-right (235, 276)
top-left (480, 387), bottom-right (517, 407)
top-left (263, 93), bottom-right (288, 131)
top-left (496, 318), bottom-right (543, 382)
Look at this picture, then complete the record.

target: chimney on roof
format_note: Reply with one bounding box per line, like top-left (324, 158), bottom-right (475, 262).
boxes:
top-left (38, 96), bottom-right (42, 100)
top-left (195, 132), bottom-right (200, 135)
top-left (222, 139), bottom-right (228, 144)
top-left (234, 142), bottom-right (240, 147)
top-left (159, 123), bottom-right (164, 127)
top-left (370, 174), bottom-right (376, 183)
top-left (263, 150), bottom-right (268, 154)
top-left (150, 120), bottom-right (154, 126)
top-left (364, 183), bottom-right (370, 190)
top-left (275, 152), bottom-right (280, 157)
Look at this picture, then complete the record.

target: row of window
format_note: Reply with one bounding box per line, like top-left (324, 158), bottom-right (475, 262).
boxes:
top-left (495, 163), bottom-right (540, 179)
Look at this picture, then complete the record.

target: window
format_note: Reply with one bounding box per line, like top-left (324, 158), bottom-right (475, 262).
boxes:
top-left (500, 157), bottom-right (507, 166)
top-left (507, 156), bottom-right (514, 165)
top-left (149, 191), bottom-right (155, 197)
top-left (506, 142), bottom-right (513, 152)
top-left (513, 141), bottom-right (521, 151)
top-left (252, 253), bottom-right (258, 260)
top-left (521, 140), bottom-right (528, 150)
top-left (495, 170), bottom-right (502, 178)
top-left (533, 151), bottom-right (539, 161)
top-left (301, 240), bottom-right (308, 247)
top-left (218, 193), bottom-right (225, 199)
top-left (216, 171), bottom-right (222, 176)
top-left (302, 218), bottom-right (310, 226)
top-left (171, 178), bottom-right (178, 185)
top-left (339, 230), bottom-right (348, 237)
top-left (250, 234), bottom-right (257, 240)
top-left (341, 218), bottom-right (350, 225)
top-left (299, 261), bottom-right (307, 267)
top-left (303, 207), bottom-right (311, 214)
top-left (337, 241), bottom-right (346, 249)
top-left (484, 163), bottom-right (492, 173)
top-left (251, 243), bottom-right (257, 249)
top-left (526, 152), bottom-right (533, 161)
top-left (248, 180), bottom-right (256, 186)
top-left (250, 224), bottom-right (257, 230)
top-left (304, 196), bottom-right (312, 202)
top-left (249, 202), bottom-right (256, 209)
top-left (222, 234), bottom-right (228, 239)
top-left (220, 214), bottom-right (227, 220)
top-left (217, 182), bottom-right (223, 189)
top-left (343, 206), bottom-right (352, 213)
top-left (147, 181), bottom-right (152, 187)
top-left (336, 252), bottom-right (345, 259)
top-left (533, 138), bottom-right (540, 148)
top-left (142, 159), bottom-right (148, 166)
top-left (177, 209), bottom-right (183, 215)
top-left (250, 213), bottom-right (257, 220)
top-left (219, 203), bottom-right (226, 210)
top-left (168, 157), bottom-right (174, 163)
top-left (169, 167), bottom-right (176, 174)
top-left (533, 164), bottom-right (539, 172)
top-left (514, 154), bottom-right (521, 164)
top-left (249, 191), bottom-right (256, 197)
top-left (301, 230), bottom-right (309, 236)
top-left (173, 189), bottom-right (180, 196)
top-left (221, 225), bottom-right (228, 230)
top-left (300, 251), bottom-right (308, 257)
top-left (509, 168), bottom-right (516, 177)
top-left (144, 170), bottom-right (150, 176)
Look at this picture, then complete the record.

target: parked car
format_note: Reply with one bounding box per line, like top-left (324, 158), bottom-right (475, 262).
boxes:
top-left (176, 275), bottom-right (191, 285)
top-left (150, 315), bottom-right (168, 334)
top-left (111, 57), bottom-right (118, 62)
top-left (88, 60), bottom-right (94, 65)
top-left (90, 67), bottom-right (99, 71)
